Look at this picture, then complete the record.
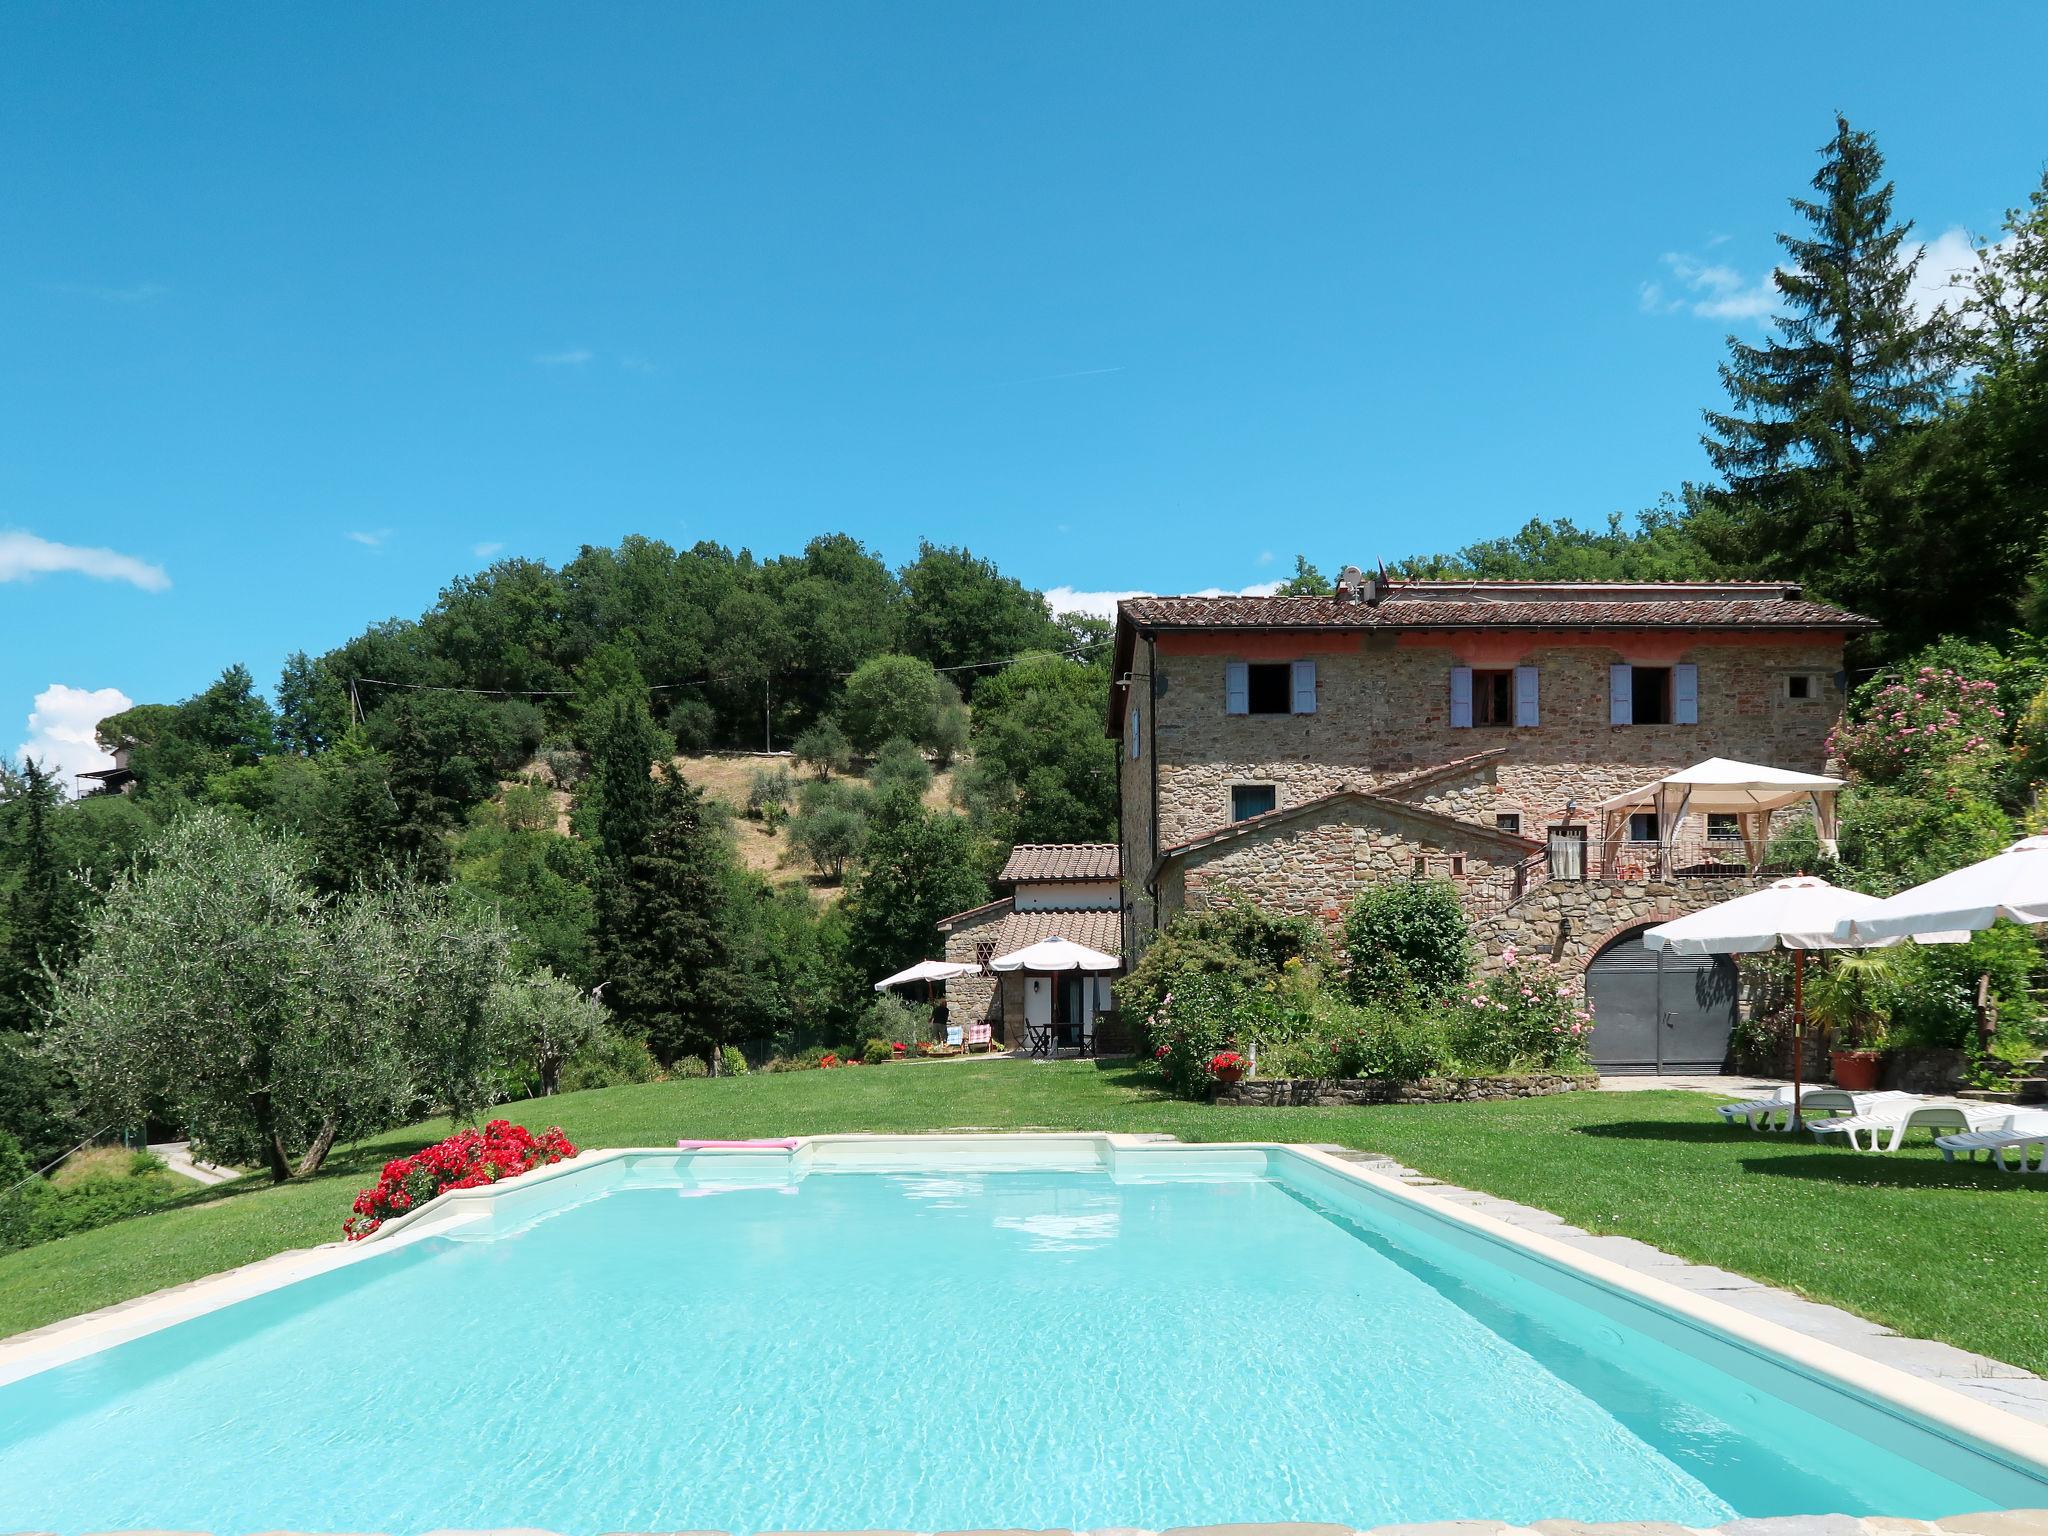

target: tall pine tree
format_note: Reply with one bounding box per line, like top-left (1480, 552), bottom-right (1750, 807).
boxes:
top-left (1697, 115), bottom-right (1950, 603)
top-left (602, 764), bottom-right (737, 1065)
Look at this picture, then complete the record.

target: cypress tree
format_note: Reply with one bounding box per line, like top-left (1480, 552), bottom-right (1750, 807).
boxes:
top-left (1697, 115), bottom-right (1950, 600)
top-left (604, 764), bottom-right (737, 1065)
top-left (1, 760), bottom-right (70, 1033)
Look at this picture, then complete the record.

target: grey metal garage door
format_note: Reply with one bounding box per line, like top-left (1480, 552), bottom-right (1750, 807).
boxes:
top-left (1584, 929), bottom-right (1739, 1074)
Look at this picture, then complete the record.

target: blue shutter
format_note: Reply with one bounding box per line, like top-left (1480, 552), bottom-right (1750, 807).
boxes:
top-left (1449, 666), bottom-right (1473, 728)
top-left (1513, 665), bottom-right (1539, 727)
top-left (1290, 659), bottom-right (1317, 714)
top-left (1129, 703), bottom-right (1141, 760)
top-left (1610, 664), bottom-right (1633, 725)
top-left (1674, 663), bottom-right (1699, 725)
top-left (1224, 661), bottom-right (1249, 715)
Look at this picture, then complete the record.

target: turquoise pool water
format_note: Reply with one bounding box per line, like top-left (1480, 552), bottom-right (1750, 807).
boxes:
top-left (0, 1155), bottom-right (2041, 1534)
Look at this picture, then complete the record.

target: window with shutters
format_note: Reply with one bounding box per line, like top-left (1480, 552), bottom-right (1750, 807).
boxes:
top-left (1631, 667), bottom-right (1673, 725)
top-left (1471, 669), bottom-right (1514, 726)
top-left (1245, 663), bottom-right (1290, 714)
top-left (1230, 784), bottom-right (1277, 821)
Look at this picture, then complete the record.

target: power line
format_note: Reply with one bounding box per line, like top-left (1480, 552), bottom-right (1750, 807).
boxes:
top-left (346, 636), bottom-right (1111, 701)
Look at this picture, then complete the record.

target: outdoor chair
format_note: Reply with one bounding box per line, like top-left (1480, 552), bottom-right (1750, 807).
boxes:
top-left (1809, 1099), bottom-right (2008, 1154)
top-left (966, 1022), bottom-right (992, 1052)
top-left (945, 1025), bottom-right (964, 1050)
top-left (1715, 1088), bottom-right (1908, 1131)
top-left (1936, 1110), bottom-right (2048, 1173)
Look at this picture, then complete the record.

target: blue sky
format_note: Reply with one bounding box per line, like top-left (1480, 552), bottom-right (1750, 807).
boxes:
top-left (5, 2), bottom-right (2047, 782)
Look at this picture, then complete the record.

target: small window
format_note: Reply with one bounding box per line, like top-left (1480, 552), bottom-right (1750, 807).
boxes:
top-left (1627, 811), bottom-right (1660, 843)
top-left (1246, 663), bottom-right (1291, 715)
top-left (1411, 855), bottom-right (1428, 877)
top-left (1449, 854), bottom-right (1466, 877)
top-left (975, 941), bottom-right (995, 974)
top-left (1787, 673), bottom-right (1822, 702)
top-left (1470, 669), bottom-right (1514, 726)
top-left (1495, 812), bottom-right (1522, 835)
top-left (1230, 784), bottom-right (1277, 821)
top-left (1707, 813), bottom-right (1741, 842)
top-left (1631, 666), bottom-right (1672, 725)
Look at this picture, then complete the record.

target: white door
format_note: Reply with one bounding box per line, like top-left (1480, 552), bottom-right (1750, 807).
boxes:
top-left (1024, 975), bottom-right (1052, 1028)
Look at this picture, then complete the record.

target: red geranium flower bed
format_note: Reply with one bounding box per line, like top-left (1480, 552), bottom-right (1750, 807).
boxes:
top-left (343, 1119), bottom-right (577, 1241)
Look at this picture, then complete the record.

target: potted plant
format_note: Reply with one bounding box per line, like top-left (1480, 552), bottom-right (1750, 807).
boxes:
top-left (1805, 949), bottom-right (1897, 1091)
top-left (1207, 1050), bottom-right (1250, 1087)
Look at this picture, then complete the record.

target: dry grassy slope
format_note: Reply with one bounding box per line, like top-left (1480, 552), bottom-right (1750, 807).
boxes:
top-left (671, 752), bottom-right (958, 901)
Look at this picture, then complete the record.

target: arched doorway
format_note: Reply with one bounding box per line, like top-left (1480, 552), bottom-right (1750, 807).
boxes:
top-left (1584, 926), bottom-right (1739, 1075)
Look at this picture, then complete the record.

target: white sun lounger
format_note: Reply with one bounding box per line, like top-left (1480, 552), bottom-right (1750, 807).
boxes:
top-left (1936, 1110), bottom-right (2048, 1173)
top-left (1716, 1088), bottom-right (1911, 1132)
top-left (1810, 1100), bottom-right (2008, 1153)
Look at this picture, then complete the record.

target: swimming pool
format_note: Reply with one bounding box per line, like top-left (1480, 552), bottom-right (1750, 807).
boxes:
top-left (1, 1136), bottom-right (2044, 1535)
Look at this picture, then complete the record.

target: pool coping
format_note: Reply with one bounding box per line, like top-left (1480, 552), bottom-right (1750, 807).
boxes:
top-left (3, 1131), bottom-right (2047, 1511)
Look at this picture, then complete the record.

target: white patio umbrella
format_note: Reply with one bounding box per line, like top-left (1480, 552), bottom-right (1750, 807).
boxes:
top-left (1645, 877), bottom-right (1965, 1125)
top-left (1832, 835), bottom-right (2048, 946)
top-left (872, 959), bottom-right (975, 993)
top-left (988, 936), bottom-right (1120, 973)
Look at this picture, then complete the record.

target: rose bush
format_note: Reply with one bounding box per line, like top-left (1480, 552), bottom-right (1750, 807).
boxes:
top-left (1451, 946), bottom-right (1593, 1071)
top-left (343, 1120), bottom-right (577, 1240)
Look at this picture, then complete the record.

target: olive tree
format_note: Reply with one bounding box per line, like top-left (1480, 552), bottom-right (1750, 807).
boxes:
top-left (492, 968), bottom-right (608, 1096)
top-left (49, 810), bottom-right (345, 1181)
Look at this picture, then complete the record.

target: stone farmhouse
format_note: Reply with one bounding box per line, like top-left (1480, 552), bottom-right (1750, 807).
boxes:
top-left (937, 842), bottom-right (1122, 1050)
top-left (1106, 572), bottom-right (1874, 1073)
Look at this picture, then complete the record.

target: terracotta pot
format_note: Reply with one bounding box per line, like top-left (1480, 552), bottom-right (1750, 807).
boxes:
top-left (1830, 1048), bottom-right (1885, 1091)
top-left (1212, 1065), bottom-right (1246, 1087)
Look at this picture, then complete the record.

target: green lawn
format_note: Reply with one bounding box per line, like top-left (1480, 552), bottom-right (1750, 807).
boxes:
top-left (3, 1060), bottom-right (2044, 1374)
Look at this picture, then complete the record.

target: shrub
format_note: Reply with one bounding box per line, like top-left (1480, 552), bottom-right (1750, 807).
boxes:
top-left (1146, 973), bottom-right (1255, 1100)
top-left (862, 1037), bottom-right (895, 1065)
top-left (788, 780), bottom-right (872, 880)
top-left (127, 1149), bottom-right (167, 1177)
top-left (859, 991), bottom-right (932, 1046)
top-left (1451, 946), bottom-right (1592, 1071)
top-left (671, 1054), bottom-right (710, 1079)
top-left (1343, 881), bottom-right (1472, 1003)
top-left (343, 1120), bottom-right (576, 1241)
top-left (793, 719), bottom-right (854, 780)
top-left (665, 697), bottom-right (718, 753)
top-left (720, 1044), bottom-right (750, 1076)
top-left (1119, 894), bottom-right (1325, 1031)
top-left (746, 766), bottom-right (796, 822)
top-left (1831, 663), bottom-right (2007, 794)
top-left (839, 654), bottom-right (947, 754)
top-left (1330, 1002), bottom-right (1452, 1080)
top-left (867, 737), bottom-right (934, 799)
top-left (556, 1026), bottom-right (660, 1093)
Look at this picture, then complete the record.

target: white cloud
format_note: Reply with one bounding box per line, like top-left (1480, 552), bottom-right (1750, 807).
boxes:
top-left (1909, 226), bottom-right (1998, 322)
top-left (346, 529), bottom-right (392, 549)
top-left (1043, 581), bottom-right (1284, 619)
top-left (1645, 225), bottom-right (2003, 329)
top-left (472, 540), bottom-right (505, 559)
top-left (535, 348), bottom-right (594, 368)
top-left (0, 530), bottom-right (169, 592)
top-left (17, 683), bottom-right (133, 791)
top-left (1643, 253), bottom-right (1782, 322)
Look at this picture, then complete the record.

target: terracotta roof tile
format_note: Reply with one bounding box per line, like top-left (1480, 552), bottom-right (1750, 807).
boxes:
top-left (983, 906), bottom-right (1122, 958)
top-left (998, 843), bottom-right (1121, 884)
top-left (1118, 581), bottom-right (1874, 632)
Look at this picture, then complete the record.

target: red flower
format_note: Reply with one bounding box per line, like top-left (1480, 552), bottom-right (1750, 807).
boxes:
top-left (343, 1122), bottom-right (578, 1241)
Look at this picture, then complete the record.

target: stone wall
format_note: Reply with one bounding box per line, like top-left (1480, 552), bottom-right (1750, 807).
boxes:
top-left (938, 904), bottom-right (1006, 1025)
top-left (1478, 872), bottom-right (1762, 977)
top-left (1220, 1071), bottom-right (1596, 1105)
top-left (1142, 631), bottom-right (1845, 849)
top-left (1165, 796), bottom-right (1532, 933)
